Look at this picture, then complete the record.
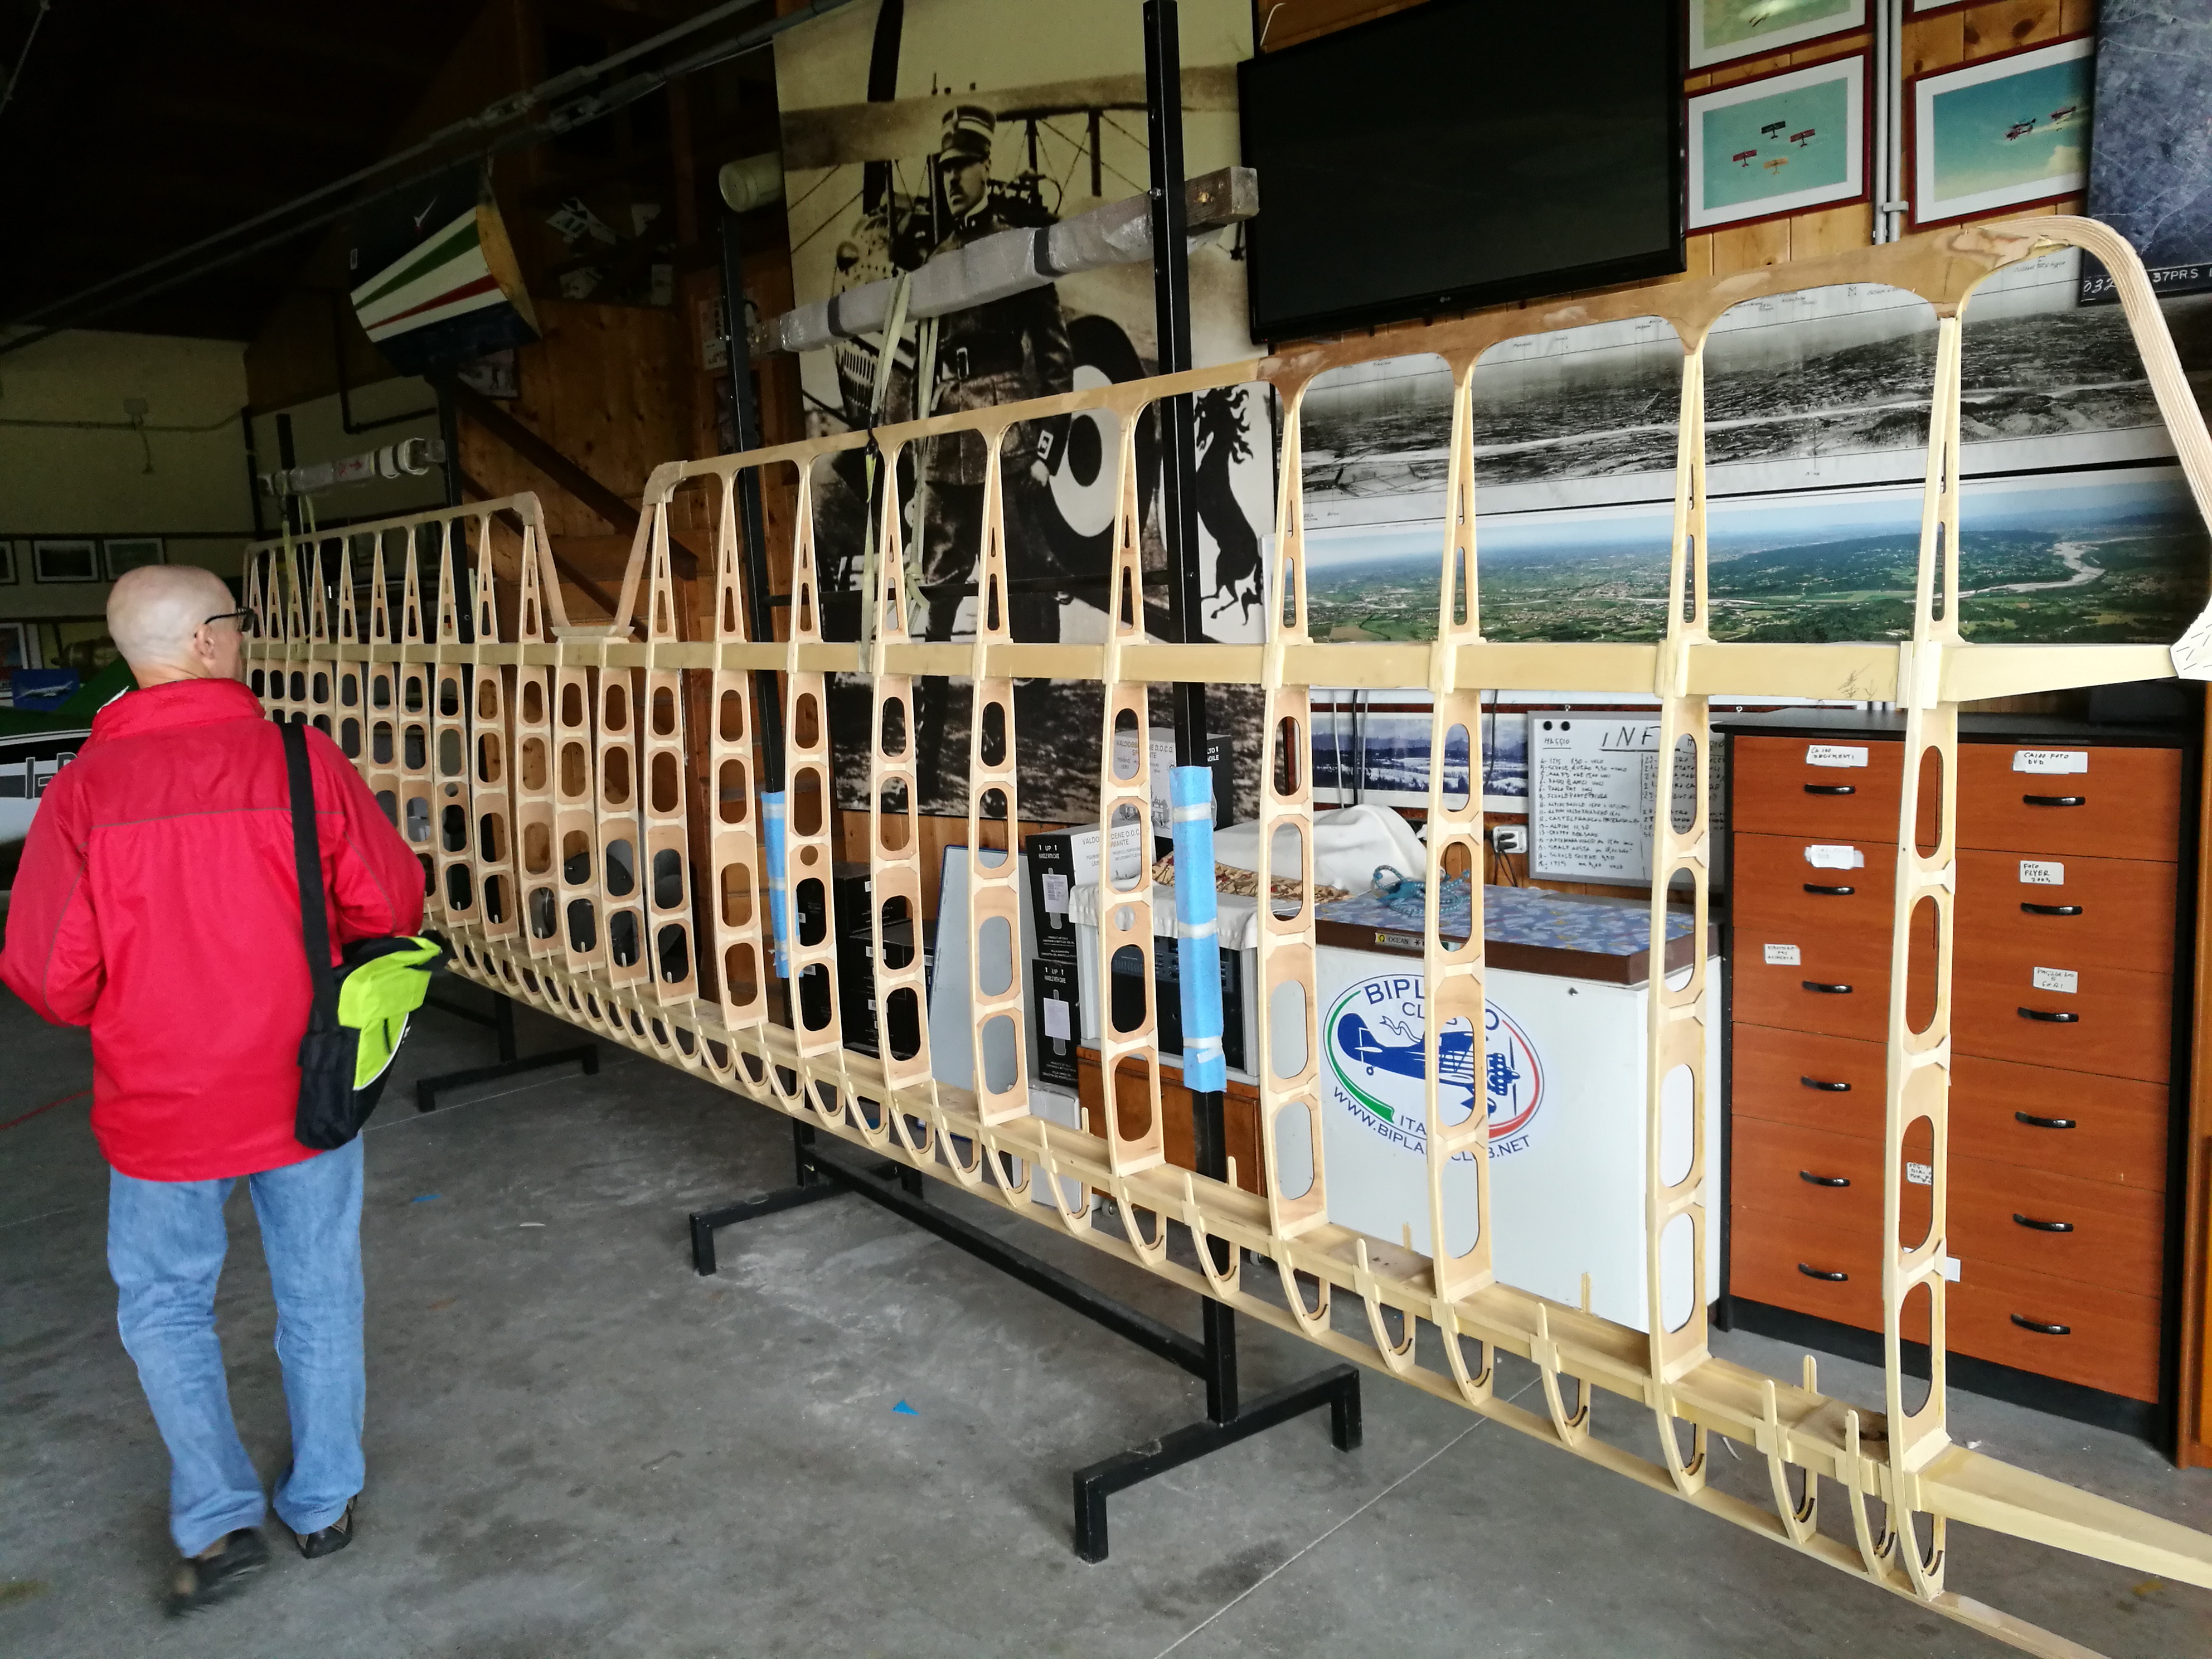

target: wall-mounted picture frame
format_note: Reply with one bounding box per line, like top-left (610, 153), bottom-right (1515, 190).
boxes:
top-left (0, 541), bottom-right (16, 584)
top-left (1907, 0), bottom-right (1976, 15)
top-left (1907, 35), bottom-right (2094, 231)
top-left (31, 539), bottom-right (100, 583)
top-left (0, 620), bottom-right (32, 670)
top-left (102, 537), bottom-right (165, 578)
top-left (1686, 0), bottom-right (1867, 72)
top-left (1687, 54), bottom-right (1869, 232)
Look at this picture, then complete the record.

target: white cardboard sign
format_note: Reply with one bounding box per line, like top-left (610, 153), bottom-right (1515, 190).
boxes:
top-left (2013, 750), bottom-right (2088, 774)
top-left (1763, 943), bottom-right (1802, 967)
top-left (1805, 844), bottom-right (1866, 870)
top-left (2032, 966), bottom-right (2079, 994)
top-left (2019, 860), bottom-right (2064, 886)
top-left (1806, 744), bottom-right (1868, 768)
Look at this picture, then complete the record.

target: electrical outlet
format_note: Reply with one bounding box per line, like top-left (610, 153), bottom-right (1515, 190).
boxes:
top-left (1490, 824), bottom-right (1528, 856)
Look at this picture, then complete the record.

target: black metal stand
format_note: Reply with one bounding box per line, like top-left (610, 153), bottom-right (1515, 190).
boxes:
top-left (688, 1122), bottom-right (1361, 1561)
top-left (415, 987), bottom-right (599, 1114)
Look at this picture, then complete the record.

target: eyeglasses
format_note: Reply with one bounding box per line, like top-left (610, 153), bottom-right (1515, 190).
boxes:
top-left (202, 608), bottom-right (261, 636)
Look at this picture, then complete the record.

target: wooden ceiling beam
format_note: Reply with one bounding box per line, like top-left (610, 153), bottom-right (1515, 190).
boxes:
top-left (450, 382), bottom-right (701, 580)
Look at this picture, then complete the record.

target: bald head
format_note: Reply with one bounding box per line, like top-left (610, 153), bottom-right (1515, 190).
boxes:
top-left (109, 565), bottom-right (246, 685)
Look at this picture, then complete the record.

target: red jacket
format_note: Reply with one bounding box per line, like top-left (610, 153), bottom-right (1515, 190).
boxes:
top-left (2, 677), bottom-right (425, 1180)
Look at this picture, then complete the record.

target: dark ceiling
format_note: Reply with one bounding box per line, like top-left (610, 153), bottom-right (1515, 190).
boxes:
top-left (0, 0), bottom-right (489, 339)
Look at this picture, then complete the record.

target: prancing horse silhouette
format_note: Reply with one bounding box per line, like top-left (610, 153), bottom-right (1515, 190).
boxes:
top-left (1196, 388), bottom-right (1263, 627)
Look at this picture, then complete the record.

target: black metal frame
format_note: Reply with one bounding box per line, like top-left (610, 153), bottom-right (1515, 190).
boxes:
top-left (688, 1121), bottom-right (1361, 1561)
top-left (415, 986), bottom-right (599, 1114)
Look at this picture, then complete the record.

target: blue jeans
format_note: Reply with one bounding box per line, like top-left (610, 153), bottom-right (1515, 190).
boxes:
top-left (107, 1138), bottom-right (364, 1556)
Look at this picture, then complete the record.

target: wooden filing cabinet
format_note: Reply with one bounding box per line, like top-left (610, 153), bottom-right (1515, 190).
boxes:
top-left (1721, 719), bottom-right (2191, 1428)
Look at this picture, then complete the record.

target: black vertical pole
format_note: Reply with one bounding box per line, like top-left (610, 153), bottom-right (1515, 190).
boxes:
top-left (241, 408), bottom-right (265, 540)
top-left (719, 203), bottom-right (786, 789)
top-left (275, 412), bottom-right (302, 537)
top-left (434, 379), bottom-right (463, 510)
top-left (1145, 0), bottom-right (1236, 1421)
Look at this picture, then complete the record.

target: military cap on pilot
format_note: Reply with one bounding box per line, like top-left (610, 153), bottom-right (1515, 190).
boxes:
top-left (940, 103), bottom-right (995, 161)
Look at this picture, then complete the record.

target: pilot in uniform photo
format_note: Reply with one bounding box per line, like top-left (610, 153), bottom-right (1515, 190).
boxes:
top-left (912, 102), bottom-right (1075, 806)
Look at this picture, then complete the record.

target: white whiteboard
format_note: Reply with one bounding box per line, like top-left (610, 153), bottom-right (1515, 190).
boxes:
top-left (1530, 717), bottom-right (1701, 884)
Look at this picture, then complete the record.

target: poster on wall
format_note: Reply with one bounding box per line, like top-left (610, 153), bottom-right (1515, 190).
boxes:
top-left (1686, 55), bottom-right (1867, 231)
top-left (1907, 36), bottom-right (2094, 231)
top-left (1293, 208), bottom-right (2212, 651)
top-left (1685, 0), bottom-right (1867, 73)
top-left (2083, 2), bottom-right (2212, 302)
top-left (1310, 702), bottom-right (1529, 814)
top-left (1301, 467), bottom-right (2210, 648)
top-left (773, 0), bottom-right (1270, 824)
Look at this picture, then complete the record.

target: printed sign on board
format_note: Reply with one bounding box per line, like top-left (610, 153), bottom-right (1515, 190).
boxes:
top-left (1323, 971), bottom-right (1545, 1162)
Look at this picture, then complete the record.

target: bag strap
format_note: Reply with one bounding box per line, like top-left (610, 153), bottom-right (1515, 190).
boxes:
top-left (281, 720), bottom-right (339, 1030)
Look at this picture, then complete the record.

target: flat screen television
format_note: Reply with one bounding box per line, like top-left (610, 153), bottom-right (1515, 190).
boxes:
top-left (1238, 0), bottom-right (1684, 341)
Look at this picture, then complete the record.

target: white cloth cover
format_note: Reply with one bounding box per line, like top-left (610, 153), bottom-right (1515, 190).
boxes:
top-left (1067, 886), bottom-right (1262, 951)
top-left (1209, 803), bottom-right (1428, 898)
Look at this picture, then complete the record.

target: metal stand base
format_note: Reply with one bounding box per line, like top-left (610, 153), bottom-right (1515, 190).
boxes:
top-left (689, 1122), bottom-right (1362, 1560)
top-left (415, 989), bottom-right (598, 1114)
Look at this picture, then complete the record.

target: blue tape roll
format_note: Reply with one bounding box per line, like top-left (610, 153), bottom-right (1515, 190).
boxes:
top-left (761, 789), bottom-right (792, 979)
top-left (1169, 765), bottom-right (1226, 1092)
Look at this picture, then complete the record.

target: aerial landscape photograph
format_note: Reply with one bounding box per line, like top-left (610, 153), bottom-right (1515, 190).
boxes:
top-left (1304, 468), bottom-right (2211, 644)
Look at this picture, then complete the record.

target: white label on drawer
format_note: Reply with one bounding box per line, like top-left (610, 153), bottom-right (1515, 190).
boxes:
top-left (2032, 966), bottom-right (2079, 994)
top-left (1042, 995), bottom-right (1071, 1040)
top-left (1906, 1161), bottom-right (1933, 1186)
top-left (1041, 872), bottom-right (1069, 921)
top-left (2019, 859), bottom-right (2065, 886)
top-left (1763, 943), bottom-right (1802, 966)
top-left (1804, 843), bottom-right (1866, 870)
top-left (2013, 749), bottom-right (2089, 774)
top-left (1806, 744), bottom-right (1868, 768)
top-left (1939, 1255), bottom-right (1962, 1283)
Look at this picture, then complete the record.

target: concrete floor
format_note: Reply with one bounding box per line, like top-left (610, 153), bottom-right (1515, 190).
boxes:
top-left (3, 986), bottom-right (2210, 1658)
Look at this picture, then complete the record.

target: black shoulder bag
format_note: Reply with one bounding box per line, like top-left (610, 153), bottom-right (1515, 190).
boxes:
top-left (282, 720), bottom-right (443, 1150)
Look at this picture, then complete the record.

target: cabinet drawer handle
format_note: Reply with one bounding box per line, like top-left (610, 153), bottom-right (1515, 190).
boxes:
top-left (1797, 1263), bottom-right (1849, 1282)
top-left (2022, 794), bottom-right (2085, 807)
top-left (2014, 1110), bottom-right (2077, 1129)
top-left (2010, 1313), bottom-right (2072, 1336)
top-left (2017, 1007), bottom-right (2079, 1023)
top-left (1803, 784), bottom-right (1856, 795)
top-left (1799, 1171), bottom-right (1851, 1188)
top-left (2013, 1213), bottom-right (2075, 1233)
top-left (2020, 903), bottom-right (2082, 916)
top-left (1803, 883), bottom-right (1856, 896)
top-left (1802, 981), bottom-right (1854, 995)
top-left (1801, 1076), bottom-right (1851, 1092)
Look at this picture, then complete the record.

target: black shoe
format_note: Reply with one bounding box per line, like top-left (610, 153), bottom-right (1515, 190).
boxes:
top-left (293, 1497), bottom-right (355, 1560)
top-left (164, 1528), bottom-right (269, 1617)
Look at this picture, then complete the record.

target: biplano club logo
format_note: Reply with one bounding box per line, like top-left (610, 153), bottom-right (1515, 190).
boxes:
top-left (1325, 973), bottom-right (1544, 1160)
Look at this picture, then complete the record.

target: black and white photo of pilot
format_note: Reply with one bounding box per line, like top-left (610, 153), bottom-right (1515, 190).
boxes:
top-left (773, 0), bottom-right (1268, 823)
top-left (908, 103), bottom-right (1075, 806)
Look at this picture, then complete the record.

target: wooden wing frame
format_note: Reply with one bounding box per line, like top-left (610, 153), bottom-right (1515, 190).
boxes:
top-left (244, 220), bottom-right (2212, 1657)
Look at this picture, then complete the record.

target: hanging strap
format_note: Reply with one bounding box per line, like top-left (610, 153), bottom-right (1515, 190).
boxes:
top-left (281, 720), bottom-right (339, 1032)
top-left (857, 271), bottom-right (915, 658)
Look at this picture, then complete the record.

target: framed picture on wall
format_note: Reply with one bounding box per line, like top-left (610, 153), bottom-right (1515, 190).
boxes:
top-left (1907, 36), bottom-right (2094, 230)
top-left (1907, 0), bottom-right (1976, 14)
top-left (0, 541), bottom-right (16, 584)
top-left (31, 539), bottom-right (100, 583)
top-left (0, 620), bottom-right (31, 668)
top-left (102, 537), bottom-right (164, 578)
top-left (1686, 0), bottom-right (1867, 72)
top-left (1687, 54), bottom-right (1869, 231)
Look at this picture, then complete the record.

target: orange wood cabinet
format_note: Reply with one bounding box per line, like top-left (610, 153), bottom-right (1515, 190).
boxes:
top-left (1724, 724), bottom-right (2189, 1420)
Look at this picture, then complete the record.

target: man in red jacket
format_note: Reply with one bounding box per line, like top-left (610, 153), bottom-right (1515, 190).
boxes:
top-left (1, 564), bottom-right (425, 1614)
